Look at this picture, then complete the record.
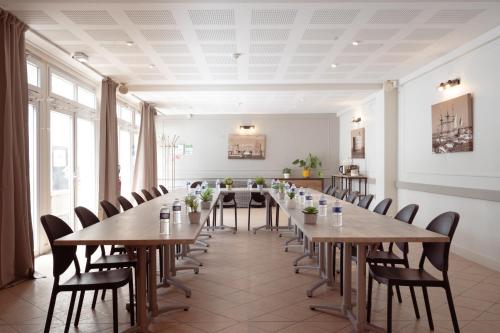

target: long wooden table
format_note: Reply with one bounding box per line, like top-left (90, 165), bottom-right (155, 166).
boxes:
top-left (267, 189), bottom-right (449, 333)
top-left (55, 189), bottom-right (218, 333)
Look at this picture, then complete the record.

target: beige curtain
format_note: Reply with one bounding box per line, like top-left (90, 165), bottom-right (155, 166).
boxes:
top-left (98, 78), bottom-right (119, 213)
top-left (132, 102), bottom-right (157, 192)
top-left (0, 10), bottom-right (34, 288)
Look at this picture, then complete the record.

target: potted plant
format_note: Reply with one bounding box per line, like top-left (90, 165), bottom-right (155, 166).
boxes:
top-left (282, 167), bottom-right (291, 179)
top-left (292, 153), bottom-right (322, 178)
top-left (184, 194), bottom-right (201, 224)
top-left (224, 177), bottom-right (233, 190)
top-left (200, 188), bottom-right (213, 210)
top-left (302, 206), bottom-right (319, 225)
top-left (278, 182), bottom-right (285, 200)
top-left (255, 176), bottom-right (265, 190)
top-left (286, 191), bottom-right (296, 209)
top-left (271, 180), bottom-right (279, 193)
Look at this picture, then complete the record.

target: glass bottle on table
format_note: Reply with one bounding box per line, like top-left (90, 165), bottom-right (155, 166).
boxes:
top-left (215, 179), bottom-right (221, 191)
top-left (159, 205), bottom-right (171, 234)
top-left (318, 195), bottom-right (328, 217)
top-left (247, 178), bottom-right (252, 190)
top-left (305, 192), bottom-right (314, 208)
top-left (332, 199), bottom-right (343, 227)
top-left (172, 198), bottom-right (182, 224)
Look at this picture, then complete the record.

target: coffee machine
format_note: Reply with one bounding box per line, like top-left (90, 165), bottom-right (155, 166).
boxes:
top-left (338, 161), bottom-right (359, 176)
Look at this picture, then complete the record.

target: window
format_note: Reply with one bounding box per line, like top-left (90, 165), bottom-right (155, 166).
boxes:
top-left (51, 73), bottom-right (75, 100)
top-left (77, 86), bottom-right (96, 109)
top-left (118, 104), bottom-right (133, 123)
top-left (117, 102), bottom-right (140, 198)
top-left (27, 61), bottom-right (40, 87)
top-left (135, 111), bottom-right (141, 127)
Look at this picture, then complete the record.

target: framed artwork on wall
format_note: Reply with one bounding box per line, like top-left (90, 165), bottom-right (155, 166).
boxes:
top-left (432, 93), bottom-right (473, 154)
top-left (351, 128), bottom-right (365, 159)
top-left (228, 134), bottom-right (266, 160)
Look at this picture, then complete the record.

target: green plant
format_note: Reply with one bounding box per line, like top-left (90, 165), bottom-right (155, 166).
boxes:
top-left (287, 191), bottom-right (295, 199)
top-left (200, 188), bottom-right (213, 202)
top-left (184, 194), bottom-right (199, 211)
top-left (224, 177), bottom-right (233, 186)
top-left (271, 182), bottom-right (279, 189)
top-left (282, 167), bottom-right (291, 174)
top-left (255, 176), bottom-right (265, 185)
top-left (302, 207), bottom-right (318, 214)
top-left (292, 153), bottom-right (322, 171)
top-left (278, 182), bottom-right (285, 192)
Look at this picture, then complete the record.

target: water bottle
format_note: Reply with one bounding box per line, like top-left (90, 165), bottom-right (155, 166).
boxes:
top-left (285, 182), bottom-right (290, 192)
top-left (195, 184), bottom-right (202, 197)
top-left (215, 179), bottom-right (221, 191)
top-left (332, 199), bottom-right (343, 227)
top-left (201, 181), bottom-right (207, 190)
top-left (172, 198), bottom-right (182, 224)
top-left (305, 192), bottom-right (314, 208)
top-left (247, 178), bottom-right (252, 190)
top-left (186, 181), bottom-right (191, 191)
top-left (298, 187), bottom-right (306, 205)
top-left (159, 205), bottom-right (170, 234)
top-left (319, 195), bottom-right (328, 217)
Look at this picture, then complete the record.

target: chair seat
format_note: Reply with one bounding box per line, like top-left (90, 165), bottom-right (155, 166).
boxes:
top-left (367, 250), bottom-right (404, 264)
top-left (370, 266), bottom-right (440, 286)
top-left (61, 268), bottom-right (132, 291)
top-left (91, 254), bottom-right (136, 268)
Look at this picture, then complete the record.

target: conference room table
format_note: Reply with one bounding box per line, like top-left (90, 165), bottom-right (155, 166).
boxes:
top-left (266, 189), bottom-right (449, 333)
top-left (55, 188), bottom-right (217, 333)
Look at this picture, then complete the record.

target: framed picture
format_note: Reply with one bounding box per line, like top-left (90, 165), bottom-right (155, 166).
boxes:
top-left (228, 134), bottom-right (266, 160)
top-left (351, 128), bottom-right (365, 159)
top-left (432, 93), bottom-right (473, 154)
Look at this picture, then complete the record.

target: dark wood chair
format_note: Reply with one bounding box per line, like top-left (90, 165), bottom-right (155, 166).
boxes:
top-left (151, 187), bottom-right (162, 197)
top-left (159, 184), bottom-right (169, 194)
top-left (41, 214), bottom-right (134, 333)
top-left (100, 200), bottom-right (126, 255)
top-left (118, 195), bottom-right (134, 211)
top-left (131, 191), bottom-right (145, 205)
top-left (323, 184), bottom-right (332, 194)
top-left (373, 198), bottom-right (392, 216)
top-left (247, 183), bottom-right (266, 231)
top-left (334, 189), bottom-right (348, 200)
top-left (141, 189), bottom-right (154, 201)
top-left (367, 211), bottom-right (460, 333)
top-left (345, 191), bottom-right (358, 204)
top-left (357, 194), bottom-right (374, 209)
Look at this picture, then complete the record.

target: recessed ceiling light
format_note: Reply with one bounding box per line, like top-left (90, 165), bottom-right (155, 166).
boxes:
top-left (148, 64), bottom-right (156, 69)
top-left (73, 52), bottom-right (88, 63)
top-left (352, 41), bottom-right (360, 46)
top-left (331, 63), bottom-right (337, 68)
top-left (125, 41), bottom-right (134, 46)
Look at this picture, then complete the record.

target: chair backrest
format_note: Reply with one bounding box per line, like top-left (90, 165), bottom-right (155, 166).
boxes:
top-left (323, 184), bottom-right (332, 195)
top-left (152, 187), bottom-right (162, 197)
top-left (327, 186), bottom-right (337, 196)
top-left (141, 189), bottom-right (154, 201)
top-left (393, 204), bottom-right (419, 254)
top-left (40, 215), bottom-right (79, 278)
top-left (334, 189), bottom-right (347, 200)
top-left (222, 192), bottom-right (236, 203)
top-left (118, 195), bottom-right (133, 211)
top-left (131, 192), bottom-right (145, 205)
top-left (74, 206), bottom-right (103, 259)
top-left (373, 198), bottom-right (392, 215)
top-left (100, 200), bottom-right (120, 218)
top-left (190, 181), bottom-right (202, 188)
top-left (345, 191), bottom-right (358, 204)
top-left (250, 183), bottom-right (266, 203)
top-left (159, 185), bottom-right (169, 194)
top-left (357, 194), bottom-right (374, 209)
top-left (419, 212), bottom-right (459, 273)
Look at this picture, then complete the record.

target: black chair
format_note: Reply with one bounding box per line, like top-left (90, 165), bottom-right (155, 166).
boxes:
top-left (118, 195), bottom-right (134, 211)
top-left (131, 191), bottom-right (145, 205)
top-left (247, 183), bottom-right (266, 231)
top-left (327, 186), bottom-right (337, 196)
top-left (373, 198), bottom-right (392, 216)
top-left (345, 191), bottom-right (358, 204)
top-left (357, 194), bottom-right (374, 209)
top-left (212, 184), bottom-right (237, 230)
top-left (100, 200), bottom-right (126, 255)
top-left (152, 187), bottom-right (162, 197)
top-left (323, 184), bottom-right (332, 194)
top-left (190, 181), bottom-right (202, 188)
top-left (159, 184), bottom-right (169, 194)
top-left (141, 189), bottom-right (154, 201)
top-left (367, 212), bottom-right (460, 333)
top-left (334, 189), bottom-right (348, 200)
top-left (367, 204), bottom-right (419, 305)
top-left (41, 214), bottom-right (134, 333)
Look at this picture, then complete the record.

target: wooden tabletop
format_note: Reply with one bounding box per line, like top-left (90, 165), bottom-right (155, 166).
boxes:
top-left (55, 189), bottom-right (216, 246)
top-left (333, 174), bottom-right (367, 179)
top-left (269, 190), bottom-right (449, 244)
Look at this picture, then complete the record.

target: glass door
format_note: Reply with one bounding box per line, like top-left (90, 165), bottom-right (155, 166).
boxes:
top-left (49, 111), bottom-right (74, 228)
top-left (28, 102), bottom-right (39, 255)
top-left (76, 117), bottom-right (97, 216)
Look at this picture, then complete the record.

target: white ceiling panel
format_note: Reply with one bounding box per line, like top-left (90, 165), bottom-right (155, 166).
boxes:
top-left (189, 9), bottom-right (235, 25)
top-left (251, 9), bottom-right (297, 25)
top-left (125, 10), bottom-right (176, 25)
top-left (62, 10), bottom-right (116, 25)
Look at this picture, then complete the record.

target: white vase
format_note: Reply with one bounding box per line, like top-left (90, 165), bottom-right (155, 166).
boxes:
top-left (201, 201), bottom-right (211, 210)
top-left (304, 213), bottom-right (318, 225)
top-left (283, 173), bottom-right (290, 179)
top-left (286, 199), bottom-right (296, 209)
top-left (278, 192), bottom-right (285, 200)
top-left (188, 212), bottom-right (201, 224)
top-left (257, 184), bottom-right (263, 190)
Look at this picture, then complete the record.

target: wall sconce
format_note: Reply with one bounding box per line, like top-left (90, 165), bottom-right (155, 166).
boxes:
top-left (352, 117), bottom-right (362, 123)
top-left (437, 78), bottom-right (460, 92)
top-left (239, 125), bottom-right (255, 134)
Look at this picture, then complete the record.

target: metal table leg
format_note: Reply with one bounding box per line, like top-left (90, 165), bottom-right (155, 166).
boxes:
top-left (157, 245), bottom-right (194, 298)
top-left (253, 193), bottom-right (272, 234)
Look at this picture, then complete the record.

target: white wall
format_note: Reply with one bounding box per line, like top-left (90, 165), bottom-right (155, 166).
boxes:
top-left (156, 114), bottom-right (339, 184)
top-left (398, 26), bottom-right (500, 270)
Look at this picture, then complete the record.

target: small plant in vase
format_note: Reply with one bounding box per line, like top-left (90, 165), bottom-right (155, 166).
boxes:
top-left (199, 188), bottom-right (213, 210)
top-left (224, 177), bottom-right (233, 190)
top-left (255, 176), bottom-right (265, 190)
top-left (292, 153), bottom-right (322, 178)
top-left (184, 194), bottom-right (200, 224)
top-left (302, 206), bottom-right (319, 225)
top-left (278, 182), bottom-right (285, 200)
top-left (282, 167), bottom-right (291, 179)
top-left (286, 190), bottom-right (296, 209)
top-left (271, 180), bottom-right (279, 193)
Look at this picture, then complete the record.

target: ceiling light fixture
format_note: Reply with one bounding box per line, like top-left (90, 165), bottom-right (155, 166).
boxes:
top-left (232, 52), bottom-right (243, 61)
top-left (331, 63), bottom-right (337, 68)
top-left (73, 52), bottom-right (89, 63)
top-left (437, 78), bottom-right (460, 92)
top-left (148, 64), bottom-right (156, 69)
top-left (125, 41), bottom-right (134, 47)
top-left (118, 83), bottom-right (128, 94)
top-left (352, 41), bottom-right (360, 46)
top-left (352, 117), bottom-right (362, 123)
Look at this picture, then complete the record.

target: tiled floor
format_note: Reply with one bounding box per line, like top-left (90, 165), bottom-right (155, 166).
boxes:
top-left (1, 208), bottom-right (500, 332)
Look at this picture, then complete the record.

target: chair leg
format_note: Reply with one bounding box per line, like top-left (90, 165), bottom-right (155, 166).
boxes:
top-left (409, 286), bottom-right (420, 319)
top-left (112, 288), bottom-right (118, 333)
top-left (332, 245), bottom-right (337, 283)
top-left (44, 288), bottom-right (58, 333)
top-left (74, 290), bottom-right (85, 326)
top-left (129, 279), bottom-right (135, 326)
top-left (422, 286), bottom-right (434, 330)
top-left (159, 246), bottom-right (163, 282)
top-left (444, 283), bottom-right (460, 333)
top-left (392, 264), bottom-right (403, 303)
top-left (234, 206), bottom-right (237, 230)
top-left (91, 289), bottom-right (99, 309)
top-left (65, 291), bottom-right (77, 333)
top-left (367, 274), bottom-right (373, 322)
top-left (275, 204), bottom-right (279, 227)
top-left (339, 245), bottom-right (344, 296)
top-left (387, 284), bottom-right (393, 333)
top-left (247, 206), bottom-right (251, 231)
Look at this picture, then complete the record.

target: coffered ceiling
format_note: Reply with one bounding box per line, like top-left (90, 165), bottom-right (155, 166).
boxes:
top-left (6, 0), bottom-right (500, 114)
